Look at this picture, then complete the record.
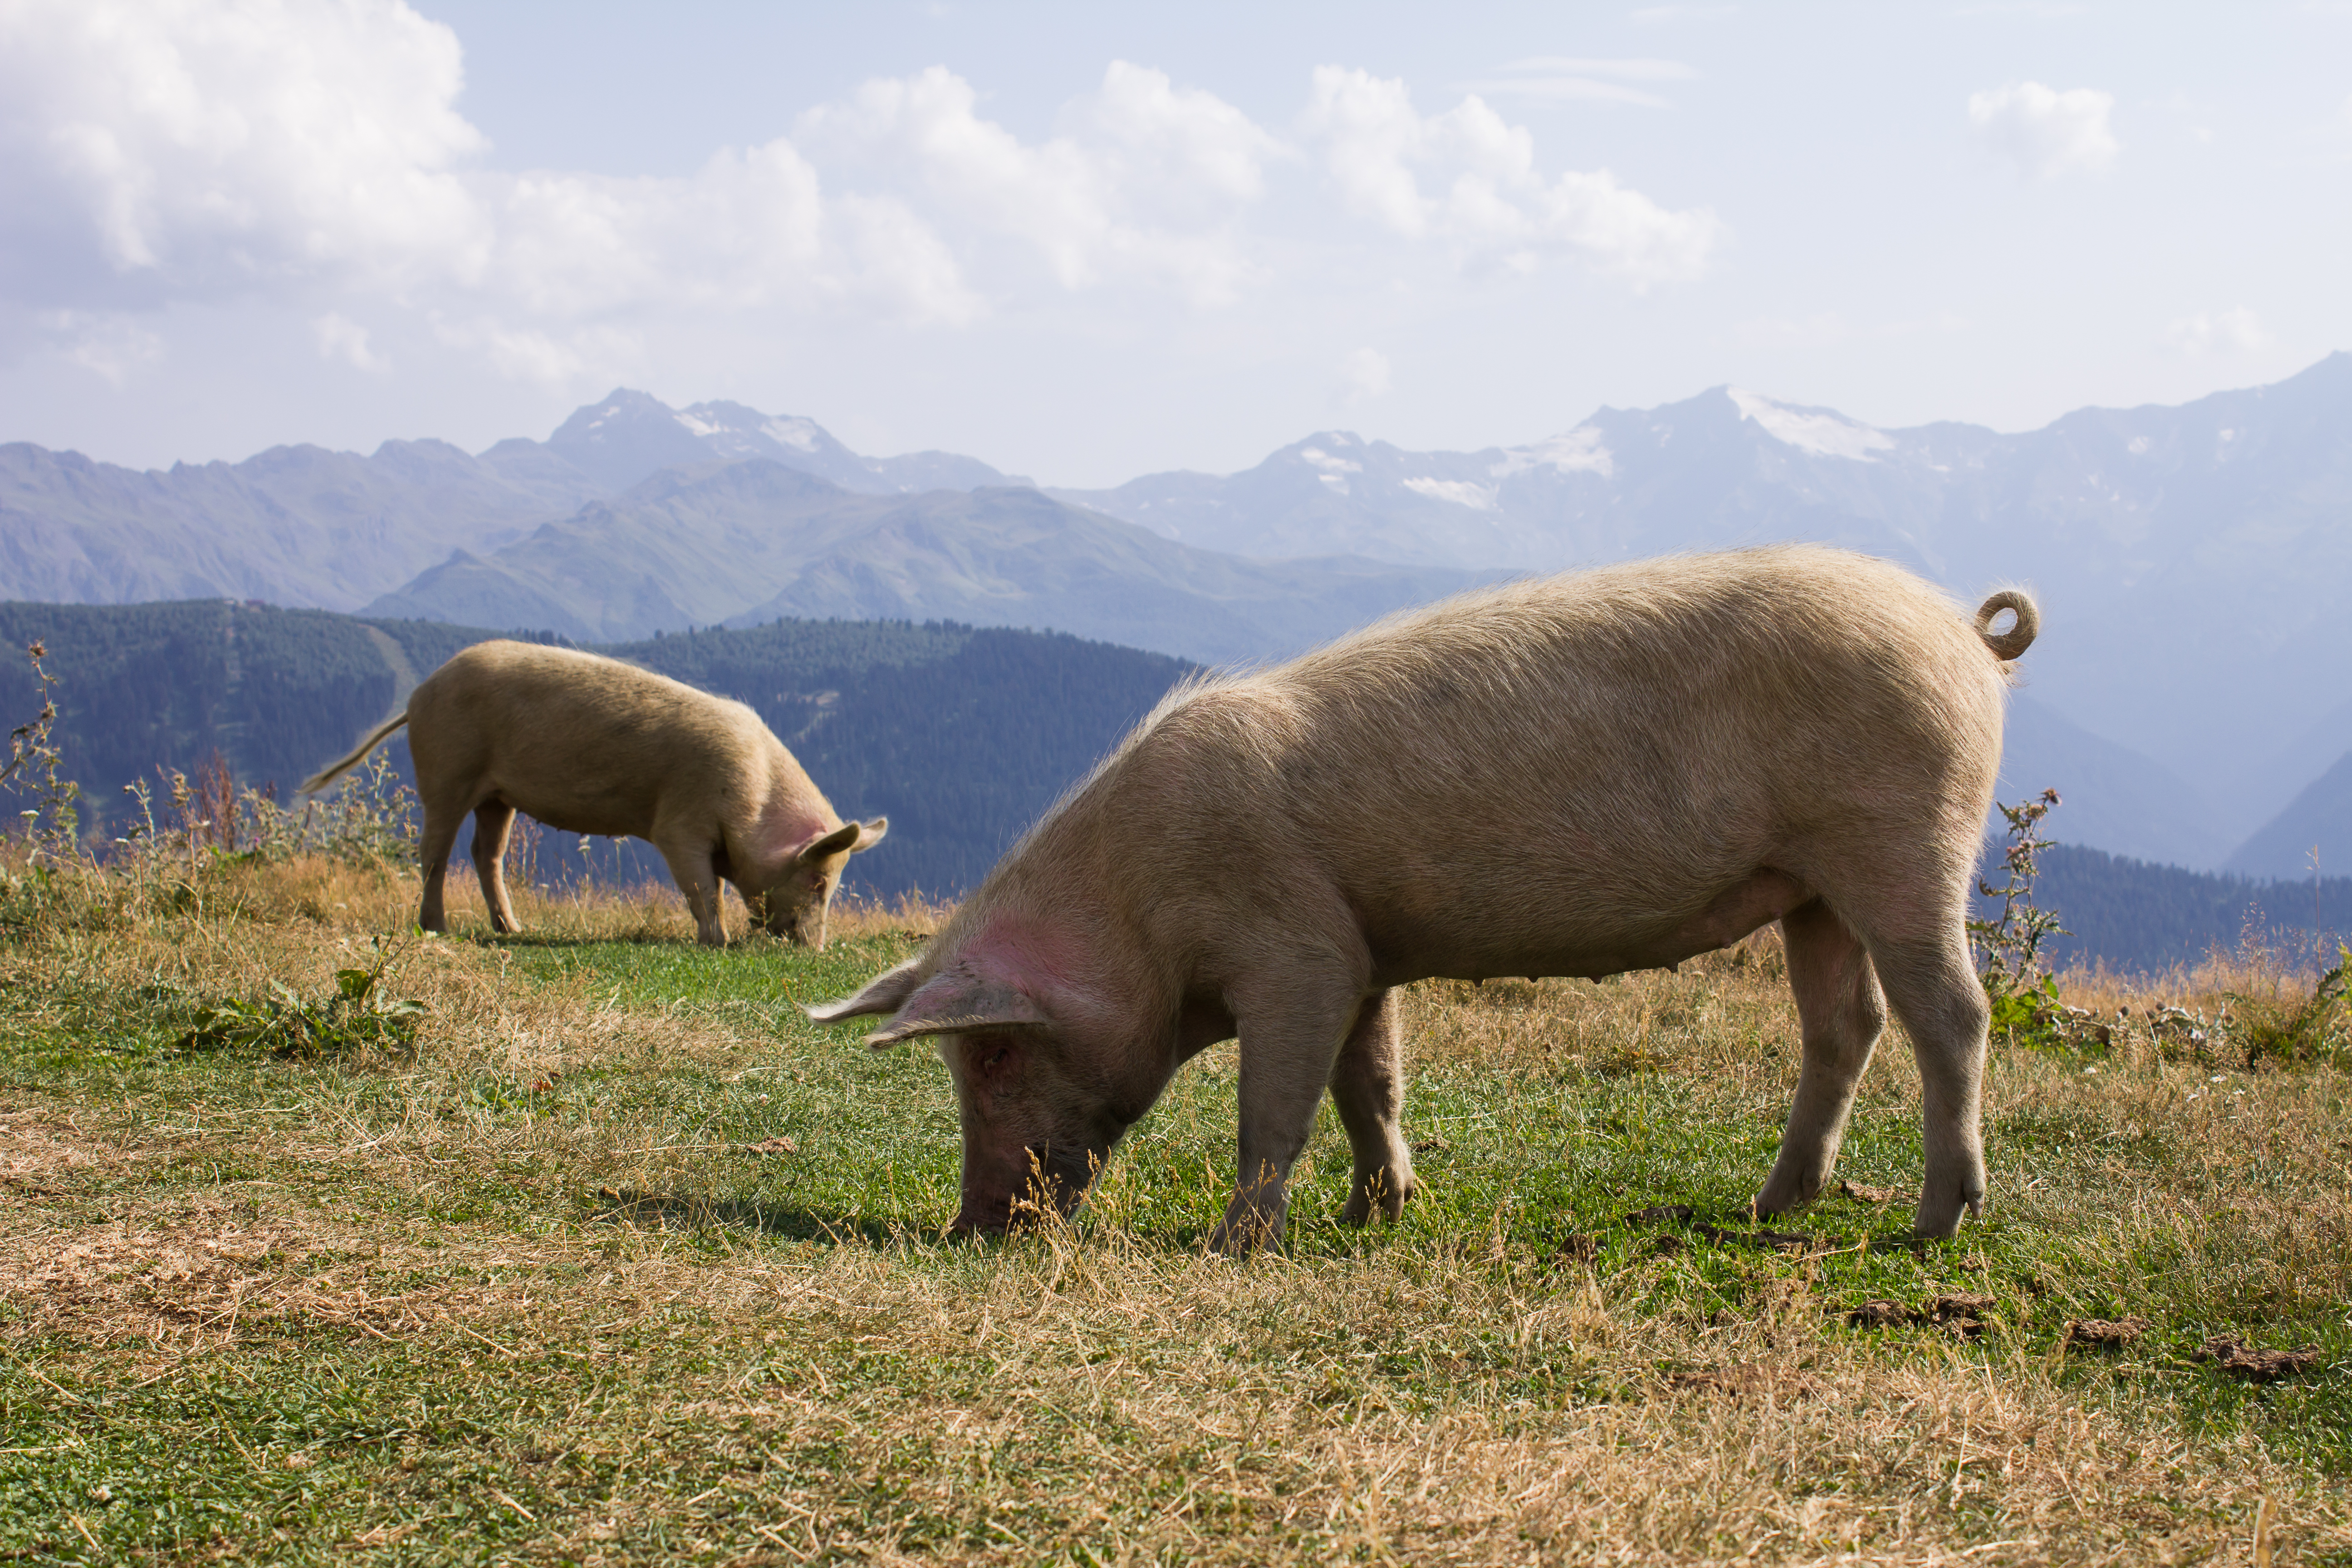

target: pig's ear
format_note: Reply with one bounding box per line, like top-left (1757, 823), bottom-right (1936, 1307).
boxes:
top-left (805, 958), bottom-right (925, 1024)
top-left (794, 820), bottom-right (866, 864)
top-left (861, 969), bottom-right (1050, 1050)
top-left (850, 817), bottom-right (887, 853)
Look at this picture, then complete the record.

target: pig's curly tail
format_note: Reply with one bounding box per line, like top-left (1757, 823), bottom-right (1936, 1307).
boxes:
top-left (1973, 589), bottom-right (2038, 661)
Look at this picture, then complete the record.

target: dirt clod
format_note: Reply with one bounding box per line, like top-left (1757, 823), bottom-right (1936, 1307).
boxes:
top-left (1838, 1180), bottom-right (1904, 1205)
top-left (2195, 1336), bottom-right (2323, 1382)
top-left (2065, 1316), bottom-right (2148, 1349)
top-left (735, 1136), bottom-right (798, 1156)
top-left (1847, 1300), bottom-right (1913, 1328)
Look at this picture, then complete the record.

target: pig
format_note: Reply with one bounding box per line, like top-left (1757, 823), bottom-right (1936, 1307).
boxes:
top-left (300, 641), bottom-right (886, 947)
top-left (809, 545), bottom-right (2040, 1248)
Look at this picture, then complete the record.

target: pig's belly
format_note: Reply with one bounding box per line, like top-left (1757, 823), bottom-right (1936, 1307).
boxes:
top-left (1366, 867), bottom-right (1812, 986)
top-left (481, 785), bottom-right (653, 843)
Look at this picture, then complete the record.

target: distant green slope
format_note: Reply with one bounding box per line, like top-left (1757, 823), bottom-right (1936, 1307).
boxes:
top-left (0, 601), bottom-right (1187, 899)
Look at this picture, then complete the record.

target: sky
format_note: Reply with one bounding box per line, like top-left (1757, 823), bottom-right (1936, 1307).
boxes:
top-left (1, 0), bottom-right (2348, 487)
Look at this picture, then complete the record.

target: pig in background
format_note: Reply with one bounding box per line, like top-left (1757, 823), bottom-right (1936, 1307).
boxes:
top-left (813, 544), bottom-right (2039, 1248)
top-left (302, 641), bottom-right (886, 947)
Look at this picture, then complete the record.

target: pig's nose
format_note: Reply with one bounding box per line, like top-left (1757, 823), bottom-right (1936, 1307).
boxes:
top-left (948, 1207), bottom-right (1010, 1238)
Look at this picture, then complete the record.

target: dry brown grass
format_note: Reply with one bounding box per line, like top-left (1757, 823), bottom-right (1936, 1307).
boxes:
top-left (3, 859), bottom-right (2350, 1563)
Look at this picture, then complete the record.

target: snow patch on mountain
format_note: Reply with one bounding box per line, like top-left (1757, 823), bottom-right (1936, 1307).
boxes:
top-left (1492, 426), bottom-right (1613, 479)
top-left (1300, 446), bottom-right (1362, 474)
top-left (1726, 388), bottom-right (1893, 461)
top-left (763, 417), bottom-right (821, 452)
top-left (1404, 477), bottom-right (1499, 510)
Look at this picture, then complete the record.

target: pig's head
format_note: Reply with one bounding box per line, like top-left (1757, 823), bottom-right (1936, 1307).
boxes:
top-left (753, 818), bottom-right (888, 948)
top-left (806, 922), bottom-right (1166, 1234)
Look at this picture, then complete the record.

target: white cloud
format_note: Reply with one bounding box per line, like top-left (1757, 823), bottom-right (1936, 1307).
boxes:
top-left (798, 62), bottom-right (1279, 306)
top-left (2162, 308), bottom-right (2270, 355)
top-left (312, 312), bottom-right (387, 372)
top-left (0, 0), bottom-right (1716, 398)
top-left (1337, 347), bottom-right (1391, 405)
top-left (1967, 82), bottom-right (2120, 178)
top-left (0, 0), bottom-right (489, 290)
top-left (1301, 66), bottom-right (1720, 284)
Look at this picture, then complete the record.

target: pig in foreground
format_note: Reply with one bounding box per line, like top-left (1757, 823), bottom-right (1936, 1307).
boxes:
top-left (811, 545), bottom-right (2039, 1247)
top-left (301, 642), bottom-right (886, 947)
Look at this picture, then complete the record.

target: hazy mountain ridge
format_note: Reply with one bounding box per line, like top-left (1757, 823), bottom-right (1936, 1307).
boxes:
top-left (363, 461), bottom-right (1494, 667)
top-left (0, 388), bottom-right (1029, 615)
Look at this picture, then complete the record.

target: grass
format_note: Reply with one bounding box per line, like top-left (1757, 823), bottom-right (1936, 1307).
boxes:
top-left (4, 853), bottom-right (2351, 1563)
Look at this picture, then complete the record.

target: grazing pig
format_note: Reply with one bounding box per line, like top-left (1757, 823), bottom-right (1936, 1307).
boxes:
top-left (301, 641), bottom-right (886, 947)
top-left (811, 545), bottom-right (2039, 1247)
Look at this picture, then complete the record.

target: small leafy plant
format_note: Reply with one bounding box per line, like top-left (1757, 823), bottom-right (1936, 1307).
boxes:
top-left (1969, 789), bottom-right (2097, 1052)
top-left (1, 640), bottom-right (81, 858)
top-left (179, 935), bottom-right (425, 1060)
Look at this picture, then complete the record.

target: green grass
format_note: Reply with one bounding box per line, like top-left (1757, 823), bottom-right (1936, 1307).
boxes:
top-left (4, 870), bottom-right (2351, 1562)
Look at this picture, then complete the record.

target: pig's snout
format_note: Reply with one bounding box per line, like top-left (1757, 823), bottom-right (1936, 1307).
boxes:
top-left (951, 1146), bottom-right (1096, 1235)
top-left (759, 893), bottom-right (828, 949)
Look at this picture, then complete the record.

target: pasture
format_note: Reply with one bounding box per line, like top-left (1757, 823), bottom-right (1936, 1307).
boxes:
top-left (2, 855), bottom-right (2349, 1564)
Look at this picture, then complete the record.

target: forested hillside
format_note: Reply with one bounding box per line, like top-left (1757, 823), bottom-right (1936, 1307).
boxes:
top-left (0, 601), bottom-right (1187, 899)
top-left (1984, 844), bottom-right (2350, 975)
top-left (0, 600), bottom-right (398, 810)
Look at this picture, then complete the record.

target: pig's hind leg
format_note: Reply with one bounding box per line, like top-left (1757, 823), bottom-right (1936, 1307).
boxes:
top-left (1331, 988), bottom-right (1418, 1225)
top-left (1865, 927), bottom-right (1990, 1238)
top-left (469, 800), bottom-right (521, 934)
top-left (415, 802), bottom-right (463, 934)
top-left (1754, 898), bottom-right (1888, 1219)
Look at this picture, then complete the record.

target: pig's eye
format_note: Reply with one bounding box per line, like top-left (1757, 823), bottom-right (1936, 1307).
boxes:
top-left (972, 1041), bottom-right (1013, 1076)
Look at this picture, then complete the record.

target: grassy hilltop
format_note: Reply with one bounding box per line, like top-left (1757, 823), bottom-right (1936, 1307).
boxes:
top-left (2, 838), bottom-right (2349, 1563)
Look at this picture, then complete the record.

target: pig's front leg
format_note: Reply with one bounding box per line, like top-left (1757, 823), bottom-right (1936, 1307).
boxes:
top-left (655, 837), bottom-right (729, 946)
top-left (1331, 988), bottom-right (1416, 1225)
top-left (1207, 979), bottom-right (1363, 1255)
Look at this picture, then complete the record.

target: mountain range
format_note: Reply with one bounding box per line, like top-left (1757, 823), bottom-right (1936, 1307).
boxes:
top-left (5, 363), bottom-right (2348, 879)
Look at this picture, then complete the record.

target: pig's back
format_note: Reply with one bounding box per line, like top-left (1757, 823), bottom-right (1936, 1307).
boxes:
top-left (408, 642), bottom-right (777, 828)
top-left (1142, 546), bottom-right (2009, 961)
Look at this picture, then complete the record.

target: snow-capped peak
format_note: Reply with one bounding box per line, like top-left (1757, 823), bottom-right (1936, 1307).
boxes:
top-left (1726, 388), bottom-right (1893, 461)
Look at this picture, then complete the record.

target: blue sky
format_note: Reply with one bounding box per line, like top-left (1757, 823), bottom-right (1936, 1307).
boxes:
top-left (2, 0), bottom-right (2347, 484)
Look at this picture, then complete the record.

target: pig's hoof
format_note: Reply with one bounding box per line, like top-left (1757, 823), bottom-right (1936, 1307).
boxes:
top-left (1751, 1172), bottom-right (1824, 1219)
top-left (1341, 1170), bottom-right (1416, 1226)
top-left (1911, 1186), bottom-right (1984, 1240)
